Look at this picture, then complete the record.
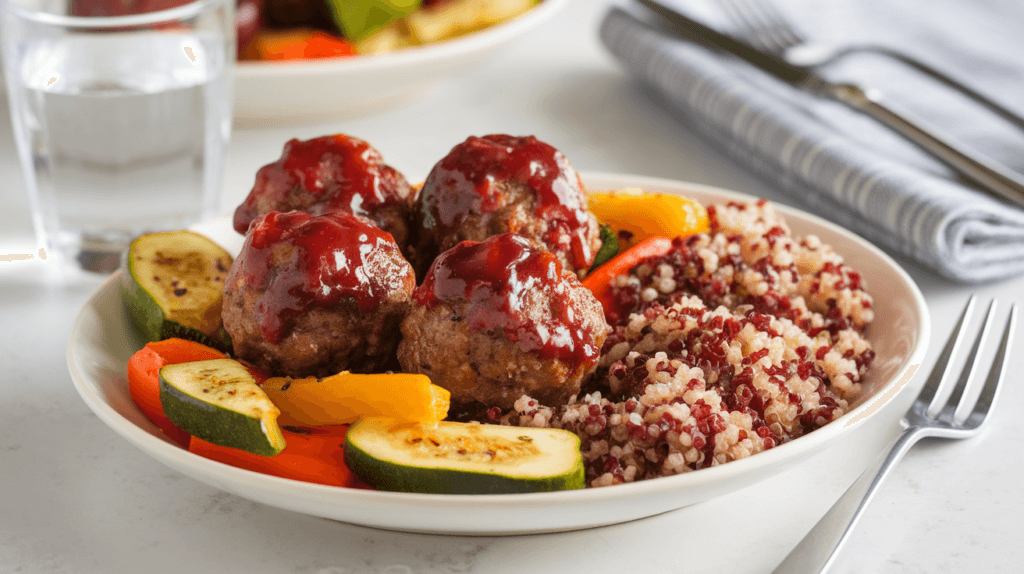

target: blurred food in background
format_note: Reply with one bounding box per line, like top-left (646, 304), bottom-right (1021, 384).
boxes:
top-left (72, 0), bottom-right (542, 61)
top-left (245, 0), bottom-right (545, 61)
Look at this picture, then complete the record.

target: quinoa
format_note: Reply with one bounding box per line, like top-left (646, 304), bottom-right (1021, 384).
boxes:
top-left (492, 199), bottom-right (876, 488)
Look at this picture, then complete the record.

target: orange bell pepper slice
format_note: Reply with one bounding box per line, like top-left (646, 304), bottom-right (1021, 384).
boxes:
top-left (261, 371), bottom-right (450, 427)
top-left (588, 190), bottom-right (709, 249)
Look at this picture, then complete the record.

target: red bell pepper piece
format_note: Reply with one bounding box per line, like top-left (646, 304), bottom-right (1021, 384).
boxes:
top-left (190, 425), bottom-right (372, 489)
top-left (126, 338), bottom-right (228, 447)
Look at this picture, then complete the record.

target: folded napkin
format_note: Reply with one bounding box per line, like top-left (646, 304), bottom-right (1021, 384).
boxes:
top-left (599, 0), bottom-right (1024, 282)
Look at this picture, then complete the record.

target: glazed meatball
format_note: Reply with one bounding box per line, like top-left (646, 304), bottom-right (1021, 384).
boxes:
top-left (223, 211), bottom-right (415, 377)
top-left (398, 233), bottom-right (610, 412)
top-left (414, 134), bottom-right (601, 277)
top-left (233, 134), bottom-right (416, 253)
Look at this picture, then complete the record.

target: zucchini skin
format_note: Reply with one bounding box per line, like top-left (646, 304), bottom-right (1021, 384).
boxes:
top-left (122, 272), bottom-right (169, 342)
top-left (122, 230), bottom-right (233, 352)
top-left (160, 378), bottom-right (283, 457)
top-left (344, 444), bottom-right (585, 494)
top-left (123, 276), bottom-right (233, 352)
top-left (159, 359), bottom-right (286, 457)
top-left (159, 319), bottom-right (233, 354)
top-left (343, 419), bottom-right (586, 494)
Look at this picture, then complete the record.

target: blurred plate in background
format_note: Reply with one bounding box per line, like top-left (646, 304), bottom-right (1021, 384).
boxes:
top-left (232, 0), bottom-right (568, 127)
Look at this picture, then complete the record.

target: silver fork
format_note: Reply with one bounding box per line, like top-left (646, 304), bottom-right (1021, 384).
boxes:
top-left (773, 295), bottom-right (1018, 573)
top-left (714, 0), bottom-right (1024, 132)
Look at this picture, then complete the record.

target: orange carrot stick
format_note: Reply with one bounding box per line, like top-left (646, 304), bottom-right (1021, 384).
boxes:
top-left (581, 235), bottom-right (674, 321)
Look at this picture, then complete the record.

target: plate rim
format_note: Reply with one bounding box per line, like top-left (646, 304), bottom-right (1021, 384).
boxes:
top-left (67, 172), bottom-right (931, 532)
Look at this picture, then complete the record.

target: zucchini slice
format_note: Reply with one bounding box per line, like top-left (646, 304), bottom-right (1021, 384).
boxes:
top-left (159, 359), bottom-right (286, 456)
top-left (122, 230), bottom-right (233, 352)
top-left (344, 418), bottom-right (584, 494)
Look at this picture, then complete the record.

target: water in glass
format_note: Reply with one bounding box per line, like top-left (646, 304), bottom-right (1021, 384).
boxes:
top-left (9, 28), bottom-right (230, 271)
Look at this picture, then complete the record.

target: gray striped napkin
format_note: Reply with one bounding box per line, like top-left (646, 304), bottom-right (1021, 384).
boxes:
top-left (599, 0), bottom-right (1024, 283)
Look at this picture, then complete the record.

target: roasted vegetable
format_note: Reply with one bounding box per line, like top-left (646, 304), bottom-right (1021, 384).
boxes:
top-left (344, 418), bottom-right (585, 494)
top-left (580, 236), bottom-right (674, 322)
top-left (160, 359), bottom-right (286, 457)
top-left (405, 0), bottom-right (536, 43)
top-left (190, 425), bottom-right (370, 488)
top-left (122, 230), bottom-right (233, 352)
top-left (244, 29), bottom-right (356, 60)
top-left (587, 223), bottom-right (619, 274)
top-left (126, 338), bottom-right (228, 447)
top-left (325, 0), bottom-right (421, 42)
top-left (587, 189), bottom-right (709, 247)
top-left (261, 371), bottom-right (450, 426)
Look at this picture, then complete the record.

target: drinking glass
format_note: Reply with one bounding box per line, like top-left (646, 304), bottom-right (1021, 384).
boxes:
top-left (1, 0), bottom-right (234, 274)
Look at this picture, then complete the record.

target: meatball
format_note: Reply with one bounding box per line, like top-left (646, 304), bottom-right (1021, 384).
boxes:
top-left (413, 134), bottom-right (601, 277)
top-left (223, 211), bottom-right (415, 378)
top-left (233, 134), bottom-right (416, 253)
top-left (398, 233), bottom-right (610, 411)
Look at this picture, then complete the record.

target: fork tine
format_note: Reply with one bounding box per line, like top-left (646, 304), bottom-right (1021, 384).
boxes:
top-left (914, 295), bottom-right (977, 410)
top-left (716, 0), bottom-right (772, 49)
top-left (737, 0), bottom-right (803, 47)
top-left (716, 0), bottom-right (803, 53)
top-left (939, 299), bottom-right (997, 421)
top-left (962, 303), bottom-right (1017, 428)
top-left (715, 0), bottom-right (767, 46)
top-left (714, 0), bottom-right (749, 32)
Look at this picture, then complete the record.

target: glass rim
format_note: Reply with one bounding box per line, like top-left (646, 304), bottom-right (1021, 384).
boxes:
top-left (0, 0), bottom-right (229, 28)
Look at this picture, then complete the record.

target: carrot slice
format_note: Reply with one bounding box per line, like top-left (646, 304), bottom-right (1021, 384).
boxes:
top-left (189, 425), bottom-right (370, 488)
top-left (581, 236), bottom-right (674, 322)
top-left (126, 338), bottom-right (227, 447)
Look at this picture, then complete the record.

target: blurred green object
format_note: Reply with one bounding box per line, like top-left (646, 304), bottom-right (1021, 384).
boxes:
top-left (326, 0), bottom-right (422, 41)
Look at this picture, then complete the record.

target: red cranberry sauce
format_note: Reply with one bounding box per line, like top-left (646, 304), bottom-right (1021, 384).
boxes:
top-left (420, 134), bottom-right (594, 269)
top-left (414, 233), bottom-right (601, 369)
top-left (231, 211), bottom-right (409, 344)
top-left (233, 134), bottom-right (408, 233)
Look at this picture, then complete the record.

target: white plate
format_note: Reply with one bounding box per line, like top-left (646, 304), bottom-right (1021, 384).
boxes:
top-left (232, 0), bottom-right (569, 126)
top-left (67, 172), bottom-right (930, 535)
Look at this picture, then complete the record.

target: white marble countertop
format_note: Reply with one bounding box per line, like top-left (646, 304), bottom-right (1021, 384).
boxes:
top-left (2, 1), bottom-right (1022, 572)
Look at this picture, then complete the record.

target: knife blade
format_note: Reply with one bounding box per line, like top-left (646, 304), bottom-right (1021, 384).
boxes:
top-left (635, 0), bottom-right (1024, 208)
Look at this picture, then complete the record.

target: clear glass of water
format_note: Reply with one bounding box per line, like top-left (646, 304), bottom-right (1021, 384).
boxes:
top-left (1, 0), bottom-right (234, 274)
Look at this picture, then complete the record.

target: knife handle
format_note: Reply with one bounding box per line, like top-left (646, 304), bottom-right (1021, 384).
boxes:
top-left (828, 83), bottom-right (1024, 207)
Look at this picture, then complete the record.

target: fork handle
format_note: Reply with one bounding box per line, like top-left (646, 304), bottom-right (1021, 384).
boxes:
top-left (772, 427), bottom-right (926, 573)
top-left (824, 83), bottom-right (1024, 207)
